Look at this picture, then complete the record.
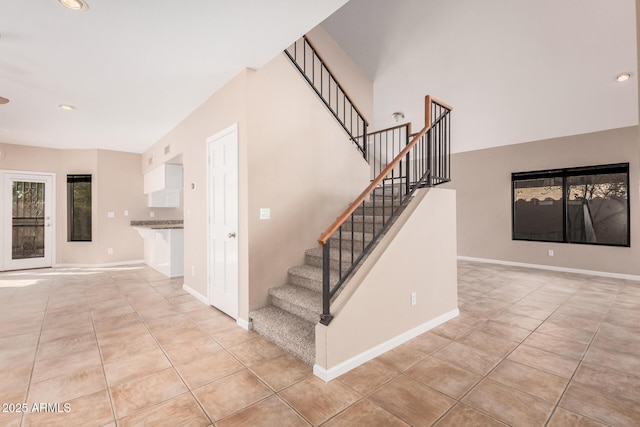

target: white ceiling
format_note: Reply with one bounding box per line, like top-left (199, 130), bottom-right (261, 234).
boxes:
top-left (1, 1), bottom-right (637, 155)
top-left (323, 0), bottom-right (638, 153)
top-left (0, 0), bottom-right (348, 153)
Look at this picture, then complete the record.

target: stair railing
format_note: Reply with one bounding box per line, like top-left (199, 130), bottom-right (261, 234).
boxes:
top-left (367, 123), bottom-right (412, 181)
top-left (284, 36), bottom-right (368, 158)
top-left (317, 96), bottom-right (452, 325)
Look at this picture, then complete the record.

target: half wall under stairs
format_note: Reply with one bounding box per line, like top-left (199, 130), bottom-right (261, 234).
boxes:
top-left (250, 187), bottom-right (458, 377)
top-left (250, 190), bottom-right (395, 365)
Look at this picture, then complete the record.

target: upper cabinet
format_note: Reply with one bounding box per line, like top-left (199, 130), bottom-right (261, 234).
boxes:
top-left (144, 164), bottom-right (183, 194)
top-left (144, 164), bottom-right (183, 207)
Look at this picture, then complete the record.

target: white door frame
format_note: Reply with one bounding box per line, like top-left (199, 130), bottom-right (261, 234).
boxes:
top-left (0, 170), bottom-right (56, 271)
top-left (206, 123), bottom-right (239, 319)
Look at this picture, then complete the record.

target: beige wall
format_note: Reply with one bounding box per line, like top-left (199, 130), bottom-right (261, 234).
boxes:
top-left (245, 54), bottom-right (370, 312)
top-left (306, 25), bottom-right (374, 124)
top-left (444, 126), bottom-right (640, 276)
top-left (0, 143), bottom-right (146, 266)
top-left (142, 28), bottom-right (373, 323)
top-left (142, 70), bottom-right (250, 313)
top-left (637, 0), bottom-right (640, 205)
top-left (316, 188), bottom-right (458, 371)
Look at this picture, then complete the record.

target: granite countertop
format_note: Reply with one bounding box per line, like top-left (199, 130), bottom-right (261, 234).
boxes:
top-left (131, 220), bottom-right (184, 230)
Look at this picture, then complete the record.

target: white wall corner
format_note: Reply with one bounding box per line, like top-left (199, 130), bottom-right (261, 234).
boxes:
top-left (236, 318), bottom-right (252, 330)
top-left (313, 308), bottom-right (459, 382)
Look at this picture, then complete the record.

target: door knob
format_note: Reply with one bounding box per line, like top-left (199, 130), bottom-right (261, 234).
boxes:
top-left (228, 232), bottom-right (236, 238)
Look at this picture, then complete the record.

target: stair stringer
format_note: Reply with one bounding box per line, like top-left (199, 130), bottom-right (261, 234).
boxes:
top-left (314, 187), bottom-right (459, 381)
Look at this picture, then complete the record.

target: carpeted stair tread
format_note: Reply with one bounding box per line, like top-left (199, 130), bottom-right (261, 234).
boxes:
top-left (288, 264), bottom-right (340, 292)
top-left (349, 214), bottom-right (385, 223)
top-left (305, 247), bottom-right (361, 264)
top-left (329, 230), bottom-right (374, 242)
top-left (250, 306), bottom-right (315, 365)
top-left (269, 285), bottom-right (322, 323)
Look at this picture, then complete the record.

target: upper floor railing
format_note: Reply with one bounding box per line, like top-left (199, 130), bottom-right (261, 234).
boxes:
top-left (284, 36), bottom-right (368, 158)
top-left (367, 123), bottom-right (412, 181)
top-left (317, 95), bottom-right (452, 325)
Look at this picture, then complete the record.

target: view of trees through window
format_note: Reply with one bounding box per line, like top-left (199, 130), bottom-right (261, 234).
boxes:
top-left (12, 181), bottom-right (45, 259)
top-left (512, 164), bottom-right (629, 247)
top-left (67, 175), bottom-right (92, 241)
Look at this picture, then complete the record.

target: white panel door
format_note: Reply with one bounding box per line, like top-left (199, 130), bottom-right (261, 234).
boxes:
top-left (207, 124), bottom-right (239, 318)
top-left (2, 172), bottom-right (54, 270)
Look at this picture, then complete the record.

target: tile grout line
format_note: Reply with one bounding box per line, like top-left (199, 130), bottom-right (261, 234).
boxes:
top-left (542, 288), bottom-right (619, 427)
top-left (0, 281), bottom-right (22, 427)
top-left (19, 278), bottom-right (54, 427)
top-left (430, 276), bottom-right (580, 426)
top-left (88, 277), bottom-right (119, 426)
top-left (428, 280), bottom-right (550, 426)
top-left (119, 275), bottom-right (216, 426)
top-left (245, 363), bottom-right (314, 425)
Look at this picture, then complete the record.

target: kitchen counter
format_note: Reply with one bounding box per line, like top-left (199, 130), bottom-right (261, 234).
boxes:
top-left (131, 220), bottom-right (184, 277)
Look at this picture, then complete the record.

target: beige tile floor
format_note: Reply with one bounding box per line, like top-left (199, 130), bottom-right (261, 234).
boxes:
top-left (0, 261), bottom-right (639, 426)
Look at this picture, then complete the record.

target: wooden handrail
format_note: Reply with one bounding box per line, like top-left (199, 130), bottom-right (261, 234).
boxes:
top-left (430, 97), bottom-right (454, 111)
top-left (367, 122), bottom-right (412, 137)
top-left (303, 36), bottom-right (369, 126)
top-left (317, 95), bottom-right (451, 245)
top-left (318, 124), bottom-right (429, 245)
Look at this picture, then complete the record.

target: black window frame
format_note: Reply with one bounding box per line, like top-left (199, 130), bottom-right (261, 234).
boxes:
top-left (512, 163), bottom-right (630, 247)
top-left (67, 174), bottom-right (92, 242)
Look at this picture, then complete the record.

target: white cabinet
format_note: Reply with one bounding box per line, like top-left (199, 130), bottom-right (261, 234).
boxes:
top-left (148, 191), bottom-right (181, 208)
top-left (144, 164), bottom-right (183, 207)
top-left (134, 227), bottom-right (184, 278)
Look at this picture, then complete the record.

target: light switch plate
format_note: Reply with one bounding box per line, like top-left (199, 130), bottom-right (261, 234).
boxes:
top-left (107, 211), bottom-right (115, 218)
top-left (260, 208), bottom-right (270, 220)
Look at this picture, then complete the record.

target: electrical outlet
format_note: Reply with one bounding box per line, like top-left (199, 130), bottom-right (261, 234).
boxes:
top-left (107, 248), bottom-right (113, 255)
top-left (124, 210), bottom-right (129, 217)
top-left (150, 211), bottom-right (155, 218)
top-left (548, 249), bottom-right (554, 257)
top-left (191, 266), bottom-right (196, 276)
top-left (411, 292), bottom-right (417, 306)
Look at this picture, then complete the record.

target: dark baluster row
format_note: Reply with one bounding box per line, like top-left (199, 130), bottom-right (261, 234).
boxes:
top-left (285, 37), bottom-right (368, 158)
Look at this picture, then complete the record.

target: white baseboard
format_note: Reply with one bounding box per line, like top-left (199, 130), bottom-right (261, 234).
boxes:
top-left (181, 285), bottom-right (250, 330)
top-left (236, 318), bottom-right (252, 330)
top-left (54, 260), bottom-right (145, 268)
top-left (458, 256), bottom-right (640, 282)
top-left (182, 284), bottom-right (209, 305)
top-left (313, 308), bottom-right (459, 382)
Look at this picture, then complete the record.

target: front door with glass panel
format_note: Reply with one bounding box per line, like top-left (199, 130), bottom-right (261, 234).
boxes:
top-left (2, 173), bottom-right (54, 270)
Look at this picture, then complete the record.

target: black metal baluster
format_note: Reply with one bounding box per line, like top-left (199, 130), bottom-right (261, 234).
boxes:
top-left (339, 226), bottom-right (343, 280)
top-left (362, 200), bottom-right (366, 256)
top-left (321, 241), bottom-right (332, 325)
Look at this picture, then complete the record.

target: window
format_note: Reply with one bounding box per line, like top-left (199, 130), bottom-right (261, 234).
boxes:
top-left (67, 174), bottom-right (92, 241)
top-left (512, 163), bottom-right (629, 247)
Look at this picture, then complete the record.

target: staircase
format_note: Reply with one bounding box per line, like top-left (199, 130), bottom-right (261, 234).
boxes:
top-left (250, 189), bottom-right (399, 365)
top-left (250, 34), bottom-right (452, 366)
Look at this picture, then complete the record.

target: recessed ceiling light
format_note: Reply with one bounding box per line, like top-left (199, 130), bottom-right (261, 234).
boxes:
top-left (0, 96), bottom-right (9, 105)
top-left (616, 72), bottom-right (632, 82)
top-left (59, 104), bottom-right (76, 111)
top-left (58, 0), bottom-right (89, 11)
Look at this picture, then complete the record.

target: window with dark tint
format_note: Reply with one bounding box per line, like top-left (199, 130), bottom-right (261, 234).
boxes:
top-left (512, 164), bottom-right (629, 247)
top-left (67, 175), bottom-right (92, 241)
